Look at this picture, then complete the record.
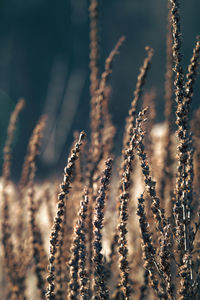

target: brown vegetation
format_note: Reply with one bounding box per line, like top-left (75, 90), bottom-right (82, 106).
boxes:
top-left (1, 0), bottom-right (200, 299)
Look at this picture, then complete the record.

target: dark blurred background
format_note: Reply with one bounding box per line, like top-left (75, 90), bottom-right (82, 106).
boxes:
top-left (0, 0), bottom-right (199, 179)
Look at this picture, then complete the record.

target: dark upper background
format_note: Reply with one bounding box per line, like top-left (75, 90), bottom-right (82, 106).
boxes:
top-left (0, 0), bottom-right (199, 179)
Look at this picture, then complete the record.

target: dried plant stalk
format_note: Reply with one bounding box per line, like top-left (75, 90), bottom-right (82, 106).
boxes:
top-left (2, 99), bottom-right (25, 300)
top-left (118, 47), bottom-right (154, 228)
top-left (69, 188), bottom-right (89, 300)
top-left (123, 46), bottom-right (154, 150)
top-left (169, 1), bottom-right (187, 267)
top-left (137, 194), bottom-right (175, 299)
top-left (46, 131), bottom-right (85, 300)
top-left (29, 163), bottom-right (47, 300)
top-left (184, 37), bottom-right (200, 110)
top-left (101, 86), bottom-right (116, 158)
top-left (86, 193), bottom-right (94, 298)
top-left (19, 115), bottom-right (47, 191)
top-left (142, 90), bottom-right (156, 167)
top-left (135, 117), bottom-right (166, 235)
top-left (79, 190), bottom-right (90, 300)
top-left (87, 38), bottom-right (125, 295)
top-left (93, 158), bottom-right (112, 300)
top-left (16, 116), bottom-right (47, 269)
top-left (27, 117), bottom-right (47, 299)
top-left (159, 3), bottom-right (174, 204)
top-left (2, 98), bottom-right (25, 188)
top-left (169, 1), bottom-right (200, 298)
top-left (159, 223), bottom-right (175, 298)
top-left (2, 192), bottom-right (23, 300)
top-left (192, 109), bottom-right (200, 211)
top-left (137, 193), bottom-right (162, 299)
top-left (118, 108), bottom-right (148, 299)
top-left (89, 0), bottom-right (100, 114)
top-left (91, 36), bottom-right (125, 160)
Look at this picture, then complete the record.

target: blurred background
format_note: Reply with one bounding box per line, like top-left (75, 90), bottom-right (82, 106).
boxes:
top-left (0, 0), bottom-right (199, 179)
